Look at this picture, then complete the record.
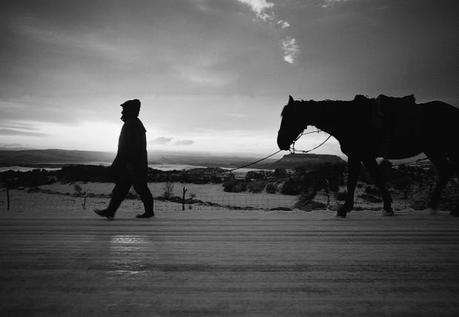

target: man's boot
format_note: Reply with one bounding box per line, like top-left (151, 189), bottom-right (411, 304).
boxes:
top-left (94, 196), bottom-right (122, 220)
top-left (136, 197), bottom-right (154, 218)
top-left (94, 208), bottom-right (115, 220)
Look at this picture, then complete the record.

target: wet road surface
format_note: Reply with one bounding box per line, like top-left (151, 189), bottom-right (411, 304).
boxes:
top-left (1, 210), bottom-right (459, 316)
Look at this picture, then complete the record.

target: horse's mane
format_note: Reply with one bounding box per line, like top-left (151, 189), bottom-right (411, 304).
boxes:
top-left (281, 94), bottom-right (417, 118)
top-left (376, 94), bottom-right (416, 104)
top-left (288, 94), bottom-right (416, 106)
top-left (353, 94), bottom-right (416, 104)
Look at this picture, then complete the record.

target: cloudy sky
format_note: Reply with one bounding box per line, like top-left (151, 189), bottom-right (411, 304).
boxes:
top-left (0, 0), bottom-right (457, 156)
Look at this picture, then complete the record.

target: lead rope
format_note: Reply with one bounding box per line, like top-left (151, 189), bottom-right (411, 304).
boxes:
top-left (227, 150), bottom-right (283, 173)
top-left (228, 129), bottom-right (331, 174)
top-left (291, 134), bottom-right (332, 154)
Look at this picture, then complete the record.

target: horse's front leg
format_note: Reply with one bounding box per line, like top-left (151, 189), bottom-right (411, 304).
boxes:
top-left (337, 157), bottom-right (361, 218)
top-left (362, 158), bottom-right (394, 216)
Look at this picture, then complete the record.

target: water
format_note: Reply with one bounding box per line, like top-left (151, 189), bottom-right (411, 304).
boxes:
top-left (0, 163), bottom-right (207, 173)
top-left (0, 166), bottom-right (62, 173)
top-left (148, 164), bottom-right (206, 171)
top-left (0, 163), bottom-right (271, 175)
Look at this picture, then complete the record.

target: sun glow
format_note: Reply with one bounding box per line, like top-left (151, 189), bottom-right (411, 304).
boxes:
top-left (30, 121), bottom-right (121, 151)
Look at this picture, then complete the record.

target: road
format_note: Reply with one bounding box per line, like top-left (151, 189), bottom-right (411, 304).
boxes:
top-left (1, 210), bottom-right (459, 316)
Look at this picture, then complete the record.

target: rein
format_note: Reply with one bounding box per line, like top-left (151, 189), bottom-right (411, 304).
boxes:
top-left (227, 129), bottom-right (332, 173)
top-left (290, 129), bottom-right (332, 154)
top-left (227, 150), bottom-right (283, 173)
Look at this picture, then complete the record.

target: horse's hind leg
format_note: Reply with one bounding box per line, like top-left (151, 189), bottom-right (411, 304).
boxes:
top-left (447, 148), bottom-right (459, 178)
top-left (425, 151), bottom-right (452, 214)
top-left (362, 158), bottom-right (394, 216)
top-left (446, 149), bottom-right (459, 216)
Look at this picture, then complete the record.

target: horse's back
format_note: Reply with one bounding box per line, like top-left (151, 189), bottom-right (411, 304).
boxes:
top-left (414, 101), bottom-right (459, 157)
top-left (374, 96), bottom-right (423, 158)
top-left (421, 100), bottom-right (459, 117)
top-left (421, 101), bottom-right (459, 134)
top-left (371, 98), bottom-right (458, 159)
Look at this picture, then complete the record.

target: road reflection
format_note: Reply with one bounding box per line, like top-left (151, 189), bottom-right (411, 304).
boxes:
top-left (108, 234), bottom-right (151, 277)
top-left (110, 234), bottom-right (149, 252)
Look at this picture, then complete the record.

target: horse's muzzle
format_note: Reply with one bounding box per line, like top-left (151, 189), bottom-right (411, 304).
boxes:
top-left (277, 132), bottom-right (291, 151)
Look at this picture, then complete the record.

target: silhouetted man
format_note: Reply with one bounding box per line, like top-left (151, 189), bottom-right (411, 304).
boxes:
top-left (94, 99), bottom-right (154, 219)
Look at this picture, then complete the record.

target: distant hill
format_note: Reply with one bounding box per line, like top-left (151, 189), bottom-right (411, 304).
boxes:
top-left (0, 149), bottom-right (348, 170)
top-left (0, 149), bottom-right (279, 169)
top-left (270, 153), bottom-right (345, 170)
top-left (0, 149), bottom-right (114, 166)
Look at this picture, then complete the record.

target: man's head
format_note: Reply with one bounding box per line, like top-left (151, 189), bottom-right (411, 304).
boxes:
top-left (120, 99), bottom-right (141, 121)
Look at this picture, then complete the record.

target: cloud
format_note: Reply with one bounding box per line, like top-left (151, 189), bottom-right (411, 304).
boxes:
top-left (321, 0), bottom-right (350, 8)
top-left (176, 64), bottom-right (236, 88)
top-left (277, 20), bottom-right (290, 29)
top-left (0, 143), bottom-right (30, 150)
top-left (0, 121), bottom-right (42, 132)
top-left (191, 0), bottom-right (212, 12)
top-left (237, 0), bottom-right (275, 22)
top-left (150, 137), bottom-right (173, 145)
top-left (281, 36), bottom-right (300, 64)
top-left (149, 137), bottom-right (194, 146)
top-left (237, 0), bottom-right (299, 64)
top-left (175, 139), bottom-right (194, 146)
top-left (225, 112), bottom-right (248, 118)
top-left (0, 128), bottom-right (47, 137)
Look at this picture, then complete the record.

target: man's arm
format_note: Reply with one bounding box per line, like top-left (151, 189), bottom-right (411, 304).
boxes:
top-left (112, 123), bottom-right (144, 169)
top-left (111, 124), bottom-right (128, 170)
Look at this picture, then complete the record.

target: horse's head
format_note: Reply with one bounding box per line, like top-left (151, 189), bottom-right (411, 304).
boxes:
top-left (277, 95), bottom-right (308, 151)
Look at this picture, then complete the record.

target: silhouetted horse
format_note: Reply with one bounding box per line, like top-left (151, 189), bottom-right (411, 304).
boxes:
top-left (277, 95), bottom-right (459, 217)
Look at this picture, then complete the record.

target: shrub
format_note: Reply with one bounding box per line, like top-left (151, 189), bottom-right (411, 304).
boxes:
top-left (379, 159), bottom-right (393, 180)
top-left (335, 190), bottom-right (347, 201)
top-left (223, 179), bottom-right (248, 193)
top-left (359, 193), bottom-right (382, 203)
top-left (126, 192), bottom-right (138, 199)
top-left (247, 180), bottom-right (267, 193)
top-left (162, 181), bottom-right (174, 199)
top-left (280, 178), bottom-right (304, 195)
top-left (273, 168), bottom-right (288, 179)
top-left (74, 184), bottom-right (85, 196)
top-left (294, 191), bottom-right (327, 211)
top-left (245, 171), bottom-right (265, 181)
top-left (1, 169), bottom-right (53, 188)
top-left (56, 165), bottom-right (112, 183)
top-left (364, 186), bottom-right (379, 196)
top-left (314, 163), bottom-right (345, 191)
top-left (266, 182), bottom-right (277, 194)
top-left (281, 163), bottom-right (345, 196)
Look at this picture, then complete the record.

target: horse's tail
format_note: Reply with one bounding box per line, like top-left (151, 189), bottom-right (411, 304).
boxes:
top-left (444, 103), bottom-right (459, 175)
top-left (423, 101), bottom-right (459, 175)
top-left (446, 149), bottom-right (459, 178)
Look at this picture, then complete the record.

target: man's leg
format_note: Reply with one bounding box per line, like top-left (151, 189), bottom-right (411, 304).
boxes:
top-left (95, 179), bottom-right (131, 219)
top-left (133, 181), bottom-right (154, 218)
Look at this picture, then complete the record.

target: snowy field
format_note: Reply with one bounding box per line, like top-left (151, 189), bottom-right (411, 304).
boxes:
top-left (0, 180), bottom-right (451, 218)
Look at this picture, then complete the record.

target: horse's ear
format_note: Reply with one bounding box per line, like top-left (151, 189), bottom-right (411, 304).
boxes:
top-left (288, 95), bottom-right (294, 104)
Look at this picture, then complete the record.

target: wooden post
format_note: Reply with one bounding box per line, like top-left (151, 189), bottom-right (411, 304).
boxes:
top-left (6, 186), bottom-right (10, 211)
top-left (182, 187), bottom-right (187, 211)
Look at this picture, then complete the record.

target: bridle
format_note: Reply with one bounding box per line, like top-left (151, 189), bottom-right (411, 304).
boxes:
top-left (289, 128), bottom-right (331, 154)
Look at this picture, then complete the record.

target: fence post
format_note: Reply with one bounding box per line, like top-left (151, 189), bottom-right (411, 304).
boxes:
top-left (6, 186), bottom-right (10, 211)
top-left (182, 186), bottom-right (187, 211)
